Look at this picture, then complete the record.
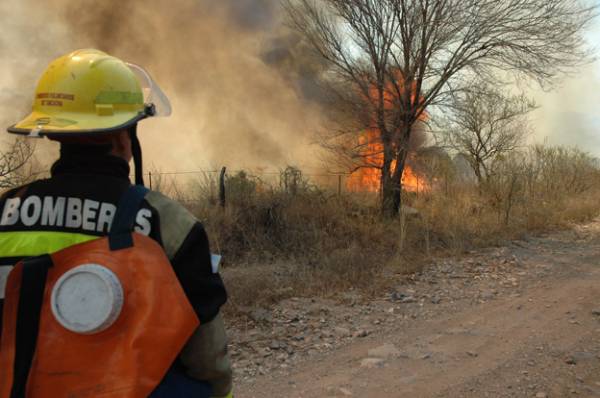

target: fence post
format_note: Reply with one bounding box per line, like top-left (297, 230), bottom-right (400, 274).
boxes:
top-left (148, 171), bottom-right (153, 190)
top-left (338, 174), bottom-right (342, 196)
top-left (219, 167), bottom-right (227, 208)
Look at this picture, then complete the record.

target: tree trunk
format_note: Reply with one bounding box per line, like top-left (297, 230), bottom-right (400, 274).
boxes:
top-left (381, 147), bottom-right (408, 218)
top-left (469, 157), bottom-right (484, 185)
top-left (474, 166), bottom-right (483, 185)
top-left (381, 151), bottom-right (396, 217)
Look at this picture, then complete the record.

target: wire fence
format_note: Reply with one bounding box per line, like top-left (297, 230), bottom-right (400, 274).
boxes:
top-left (26, 166), bottom-right (383, 196)
top-left (145, 168), bottom-right (350, 191)
top-left (140, 166), bottom-right (393, 199)
top-left (141, 166), bottom-right (431, 205)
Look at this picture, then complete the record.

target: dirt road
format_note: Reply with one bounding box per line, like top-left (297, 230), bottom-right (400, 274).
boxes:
top-left (234, 220), bottom-right (600, 397)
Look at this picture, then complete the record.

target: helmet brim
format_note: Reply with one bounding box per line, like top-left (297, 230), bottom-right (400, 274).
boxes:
top-left (7, 110), bottom-right (147, 137)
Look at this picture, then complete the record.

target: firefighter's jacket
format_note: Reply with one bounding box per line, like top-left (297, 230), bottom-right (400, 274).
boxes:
top-left (0, 148), bottom-right (232, 396)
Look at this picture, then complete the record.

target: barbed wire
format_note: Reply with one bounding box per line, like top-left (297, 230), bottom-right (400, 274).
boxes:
top-left (143, 168), bottom-right (356, 178)
top-left (139, 167), bottom-right (426, 196)
top-left (34, 167), bottom-right (375, 185)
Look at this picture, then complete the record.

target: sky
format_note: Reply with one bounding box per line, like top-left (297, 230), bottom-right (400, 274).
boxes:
top-left (530, 1), bottom-right (600, 156)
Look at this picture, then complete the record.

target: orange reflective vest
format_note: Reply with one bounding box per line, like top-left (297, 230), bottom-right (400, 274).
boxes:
top-left (0, 186), bottom-right (199, 398)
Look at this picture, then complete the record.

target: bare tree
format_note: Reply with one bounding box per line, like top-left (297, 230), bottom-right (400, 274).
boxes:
top-left (0, 138), bottom-right (37, 190)
top-left (438, 85), bottom-right (536, 184)
top-left (283, 0), bottom-right (597, 216)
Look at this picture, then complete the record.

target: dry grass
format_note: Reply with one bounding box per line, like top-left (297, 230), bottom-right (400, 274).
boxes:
top-left (162, 146), bottom-right (600, 310)
top-left (1, 144), bottom-right (596, 312)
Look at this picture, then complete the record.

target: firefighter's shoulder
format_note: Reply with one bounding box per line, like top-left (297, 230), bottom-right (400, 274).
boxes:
top-left (144, 190), bottom-right (201, 259)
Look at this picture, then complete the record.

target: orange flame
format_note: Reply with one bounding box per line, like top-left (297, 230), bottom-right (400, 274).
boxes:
top-left (347, 72), bottom-right (429, 193)
top-left (346, 132), bottom-right (429, 193)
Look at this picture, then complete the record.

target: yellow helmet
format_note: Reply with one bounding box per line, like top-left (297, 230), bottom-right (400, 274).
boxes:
top-left (7, 49), bottom-right (169, 137)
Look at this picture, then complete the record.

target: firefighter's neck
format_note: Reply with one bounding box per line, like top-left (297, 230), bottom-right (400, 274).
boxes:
top-left (109, 130), bottom-right (133, 163)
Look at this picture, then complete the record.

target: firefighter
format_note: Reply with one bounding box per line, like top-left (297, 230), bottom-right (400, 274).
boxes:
top-left (0, 49), bottom-right (233, 398)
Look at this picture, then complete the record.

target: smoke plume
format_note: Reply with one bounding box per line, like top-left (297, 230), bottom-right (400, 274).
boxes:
top-left (531, 63), bottom-right (600, 156)
top-left (0, 0), bottom-right (328, 172)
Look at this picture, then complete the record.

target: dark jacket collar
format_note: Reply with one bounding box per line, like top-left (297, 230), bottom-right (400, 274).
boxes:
top-left (50, 145), bottom-right (130, 180)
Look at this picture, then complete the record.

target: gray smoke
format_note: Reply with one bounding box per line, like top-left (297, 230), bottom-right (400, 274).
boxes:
top-left (0, 0), bottom-right (443, 177)
top-left (212, 0), bottom-right (279, 30)
top-left (531, 62), bottom-right (600, 157)
top-left (0, 0), bottom-right (327, 172)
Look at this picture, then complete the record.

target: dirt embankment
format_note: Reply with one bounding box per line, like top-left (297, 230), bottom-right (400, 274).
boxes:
top-left (231, 219), bottom-right (600, 397)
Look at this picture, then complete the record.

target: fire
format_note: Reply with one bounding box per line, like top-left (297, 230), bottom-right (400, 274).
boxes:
top-left (347, 163), bottom-right (428, 193)
top-left (401, 164), bottom-right (428, 193)
top-left (346, 71), bottom-right (429, 193)
top-left (346, 131), bottom-right (429, 193)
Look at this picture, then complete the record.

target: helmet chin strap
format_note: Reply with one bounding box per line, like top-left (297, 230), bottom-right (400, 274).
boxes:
top-left (128, 124), bottom-right (144, 186)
